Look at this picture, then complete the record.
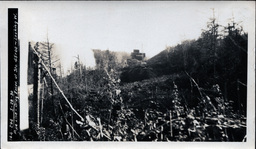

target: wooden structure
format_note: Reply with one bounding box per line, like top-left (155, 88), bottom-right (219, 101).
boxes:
top-left (131, 49), bottom-right (145, 61)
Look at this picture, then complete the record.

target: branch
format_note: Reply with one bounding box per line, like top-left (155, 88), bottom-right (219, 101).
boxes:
top-left (238, 80), bottom-right (247, 87)
top-left (185, 71), bottom-right (203, 98)
top-left (59, 103), bottom-right (81, 139)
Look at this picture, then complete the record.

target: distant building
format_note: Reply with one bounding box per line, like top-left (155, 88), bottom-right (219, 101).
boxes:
top-left (131, 49), bottom-right (145, 61)
top-left (127, 49), bottom-right (146, 66)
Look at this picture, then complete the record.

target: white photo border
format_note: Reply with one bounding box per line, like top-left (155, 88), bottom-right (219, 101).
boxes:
top-left (1, 1), bottom-right (255, 149)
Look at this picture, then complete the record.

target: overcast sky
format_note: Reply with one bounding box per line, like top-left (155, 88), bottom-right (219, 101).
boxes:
top-left (1, 1), bottom-right (254, 74)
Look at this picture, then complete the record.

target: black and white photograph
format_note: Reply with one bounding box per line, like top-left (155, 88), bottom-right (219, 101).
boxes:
top-left (0, 1), bottom-right (255, 149)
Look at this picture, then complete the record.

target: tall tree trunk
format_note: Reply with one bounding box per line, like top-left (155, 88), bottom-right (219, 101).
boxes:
top-left (71, 97), bottom-right (74, 140)
top-left (47, 37), bottom-right (56, 119)
top-left (41, 79), bottom-right (44, 125)
top-left (37, 61), bottom-right (41, 128)
top-left (31, 54), bottom-right (38, 129)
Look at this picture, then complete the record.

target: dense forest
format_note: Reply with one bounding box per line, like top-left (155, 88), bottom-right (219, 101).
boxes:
top-left (22, 17), bottom-right (247, 141)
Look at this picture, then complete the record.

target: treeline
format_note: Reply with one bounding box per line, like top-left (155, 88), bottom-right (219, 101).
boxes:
top-left (147, 20), bottom-right (247, 115)
top-left (93, 49), bottom-right (130, 70)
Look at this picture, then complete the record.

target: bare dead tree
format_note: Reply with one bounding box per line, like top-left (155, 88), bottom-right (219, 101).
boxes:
top-left (209, 8), bottom-right (219, 79)
top-left (39, 34), bottom-right (60, 119)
